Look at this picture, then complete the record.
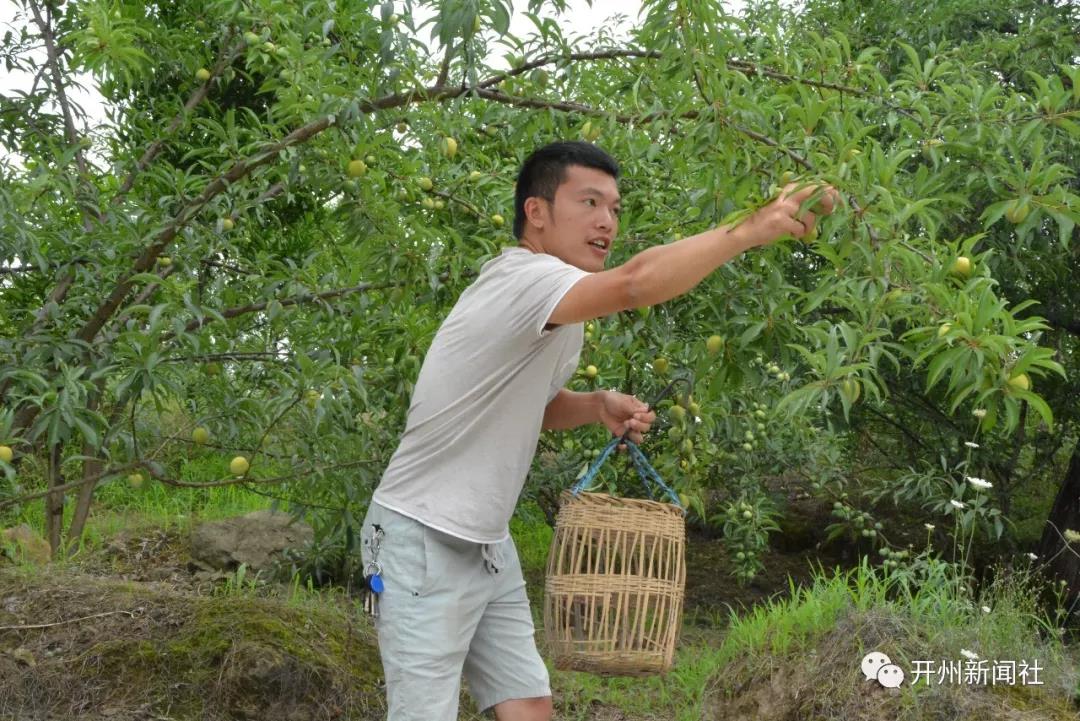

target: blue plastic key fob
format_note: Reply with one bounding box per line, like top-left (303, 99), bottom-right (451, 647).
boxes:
top-left (369, 573), bottom-right (384, 594)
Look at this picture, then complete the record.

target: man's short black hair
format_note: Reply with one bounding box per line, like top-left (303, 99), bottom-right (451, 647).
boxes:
top-left (513, 141), bottom-right (620, 239)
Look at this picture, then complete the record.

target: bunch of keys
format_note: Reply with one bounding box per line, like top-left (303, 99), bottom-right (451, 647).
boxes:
top-left (362, 560), bottom-right (384, 617)
top-left (362, 525), bottom-right (385, 618)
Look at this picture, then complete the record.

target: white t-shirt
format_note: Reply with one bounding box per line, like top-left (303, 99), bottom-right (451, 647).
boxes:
top-left (372, 247), bottom-right (590, 543)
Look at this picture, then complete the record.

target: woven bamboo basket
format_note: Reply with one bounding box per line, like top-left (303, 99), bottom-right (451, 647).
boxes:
top-left (543, 490), bottom-right (686, 676)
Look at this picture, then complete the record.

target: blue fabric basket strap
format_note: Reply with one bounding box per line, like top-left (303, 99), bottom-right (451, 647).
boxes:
top-left (567, 375), bottom-right (692, 513)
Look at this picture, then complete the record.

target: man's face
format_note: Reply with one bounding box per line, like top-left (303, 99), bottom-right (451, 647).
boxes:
top-left (531, 165), bottom-right (621, 273)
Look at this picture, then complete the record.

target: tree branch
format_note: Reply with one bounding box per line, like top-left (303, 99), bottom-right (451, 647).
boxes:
top-left (685, 58), bottom-right (882, 248)
top-left (474, 49), bottom-right (913, 119)
top-left (27, 0), bottom-right (99, 231)
top-left (0, 264), bottom-right (49, 276)
top-left (200, 258), bottom-right (261, 276)
top-left (863, 404), bottom-right (929, 455)
top-left (65, 47), bottom-right (914, 359)
top-left (73, 117), bottom-right (339, 348)
top-left (436, 41), bottom-right (454, 88)
top-left (102, 182), bottom-right (286, 342)
top-left (162, 275), bottom-right (431, 340)
top-left (150, 458), bottom-right (384, 489)
top-left (2, 37), bottom-right (242, 408)
top-left (65, 379), bottom-right (105, 550)
top-left (164, 351), bottom-right (293, 365)
top-left (472, 85), bottom-right (616, 116)
top-left (2, 2), bottom-right (103, 406)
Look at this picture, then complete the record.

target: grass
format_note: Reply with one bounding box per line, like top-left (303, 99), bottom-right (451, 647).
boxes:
top-left (96, 454), bottom-right (276, 517)
top-left (2, 454), bottom-right (281, 556)
top-left (510, 501), bottom-right (554, 573)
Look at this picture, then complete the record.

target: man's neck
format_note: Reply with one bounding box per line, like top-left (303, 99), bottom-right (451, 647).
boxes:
top-left (518, 235), bottom-right (544, 254)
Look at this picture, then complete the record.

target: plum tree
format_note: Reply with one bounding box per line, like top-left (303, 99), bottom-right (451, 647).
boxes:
top-left (0, 0), bottom-right (1075, 591)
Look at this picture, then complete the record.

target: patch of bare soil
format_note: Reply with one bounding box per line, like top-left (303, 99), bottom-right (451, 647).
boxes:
top-left (683, 530), bottom-right (843, 618)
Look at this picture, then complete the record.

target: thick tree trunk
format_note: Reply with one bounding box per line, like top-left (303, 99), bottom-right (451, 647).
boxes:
top-left (1037, 434), bottom-right (1080, 604)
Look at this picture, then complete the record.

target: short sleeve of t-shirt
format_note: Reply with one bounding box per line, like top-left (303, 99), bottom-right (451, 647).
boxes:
top-left (503, 250), bottom-right (591, 338)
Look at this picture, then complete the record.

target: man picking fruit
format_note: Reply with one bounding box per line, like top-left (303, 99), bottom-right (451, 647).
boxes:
top-left (362, 141), bottom-right (838, 721)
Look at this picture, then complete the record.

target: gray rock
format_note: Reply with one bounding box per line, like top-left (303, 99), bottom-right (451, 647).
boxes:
top-left (188, 510), bottom-right (312, 575)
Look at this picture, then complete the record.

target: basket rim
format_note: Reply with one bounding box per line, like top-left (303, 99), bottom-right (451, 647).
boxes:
top-left (558, 490), bottom-right (686, 515)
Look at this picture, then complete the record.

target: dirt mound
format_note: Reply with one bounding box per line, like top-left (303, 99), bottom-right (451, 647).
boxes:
top-left (0, 568), bottom-right (384, 721)
top-left (705, 608), bottom-right (1079, 721)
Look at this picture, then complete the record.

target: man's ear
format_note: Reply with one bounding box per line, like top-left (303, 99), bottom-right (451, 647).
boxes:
top-left (523, 196), bottom-right (549, 231)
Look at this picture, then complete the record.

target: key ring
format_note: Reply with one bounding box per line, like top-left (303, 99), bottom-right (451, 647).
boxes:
top-left (367, 525), bottom-right (384, 561)
top-left (365, 560), bottom-right (383, 577)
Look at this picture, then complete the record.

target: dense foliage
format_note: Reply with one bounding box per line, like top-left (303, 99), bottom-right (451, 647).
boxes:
top-left (1, 0), bottom-right (1078, 592)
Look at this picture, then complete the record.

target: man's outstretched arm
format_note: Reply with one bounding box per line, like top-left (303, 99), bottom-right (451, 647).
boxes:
top-left (547, 182), bottom-right (840, 325)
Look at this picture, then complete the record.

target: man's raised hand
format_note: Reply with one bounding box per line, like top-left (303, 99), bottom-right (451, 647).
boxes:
top-left (744, 181), bottom-right (841, 246)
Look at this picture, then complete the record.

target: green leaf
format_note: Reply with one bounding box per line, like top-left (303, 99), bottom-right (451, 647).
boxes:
top-left (1018, 391), bottom-right (1054, 430)
top-left (71, 415), bottom-right (99, 448)
top-left (492, 0), bottom-right (511, 35)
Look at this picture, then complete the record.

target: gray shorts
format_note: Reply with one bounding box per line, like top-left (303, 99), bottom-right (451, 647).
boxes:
top-left (360, 502), bottom-right (551, 720)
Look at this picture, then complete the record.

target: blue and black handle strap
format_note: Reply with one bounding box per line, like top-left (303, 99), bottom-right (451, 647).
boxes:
top-left (569, 375), bottom-right (694, 512)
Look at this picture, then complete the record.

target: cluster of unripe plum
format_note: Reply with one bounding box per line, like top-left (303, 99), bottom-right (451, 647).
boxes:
top-left (878, 546), bottom-right (910, 569)
top-left (737, 402), bottom-right (770, 453)
top-left (832, 500), bottom-right (883, 540)
top-left (665, 396), bottom-right (702, 470)
top-left (749, 355), bottom-right (790, 383)
top-left (725, 500), bottom-right (757, 522)
top-left (723, 501), bottom-right (766, 581)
